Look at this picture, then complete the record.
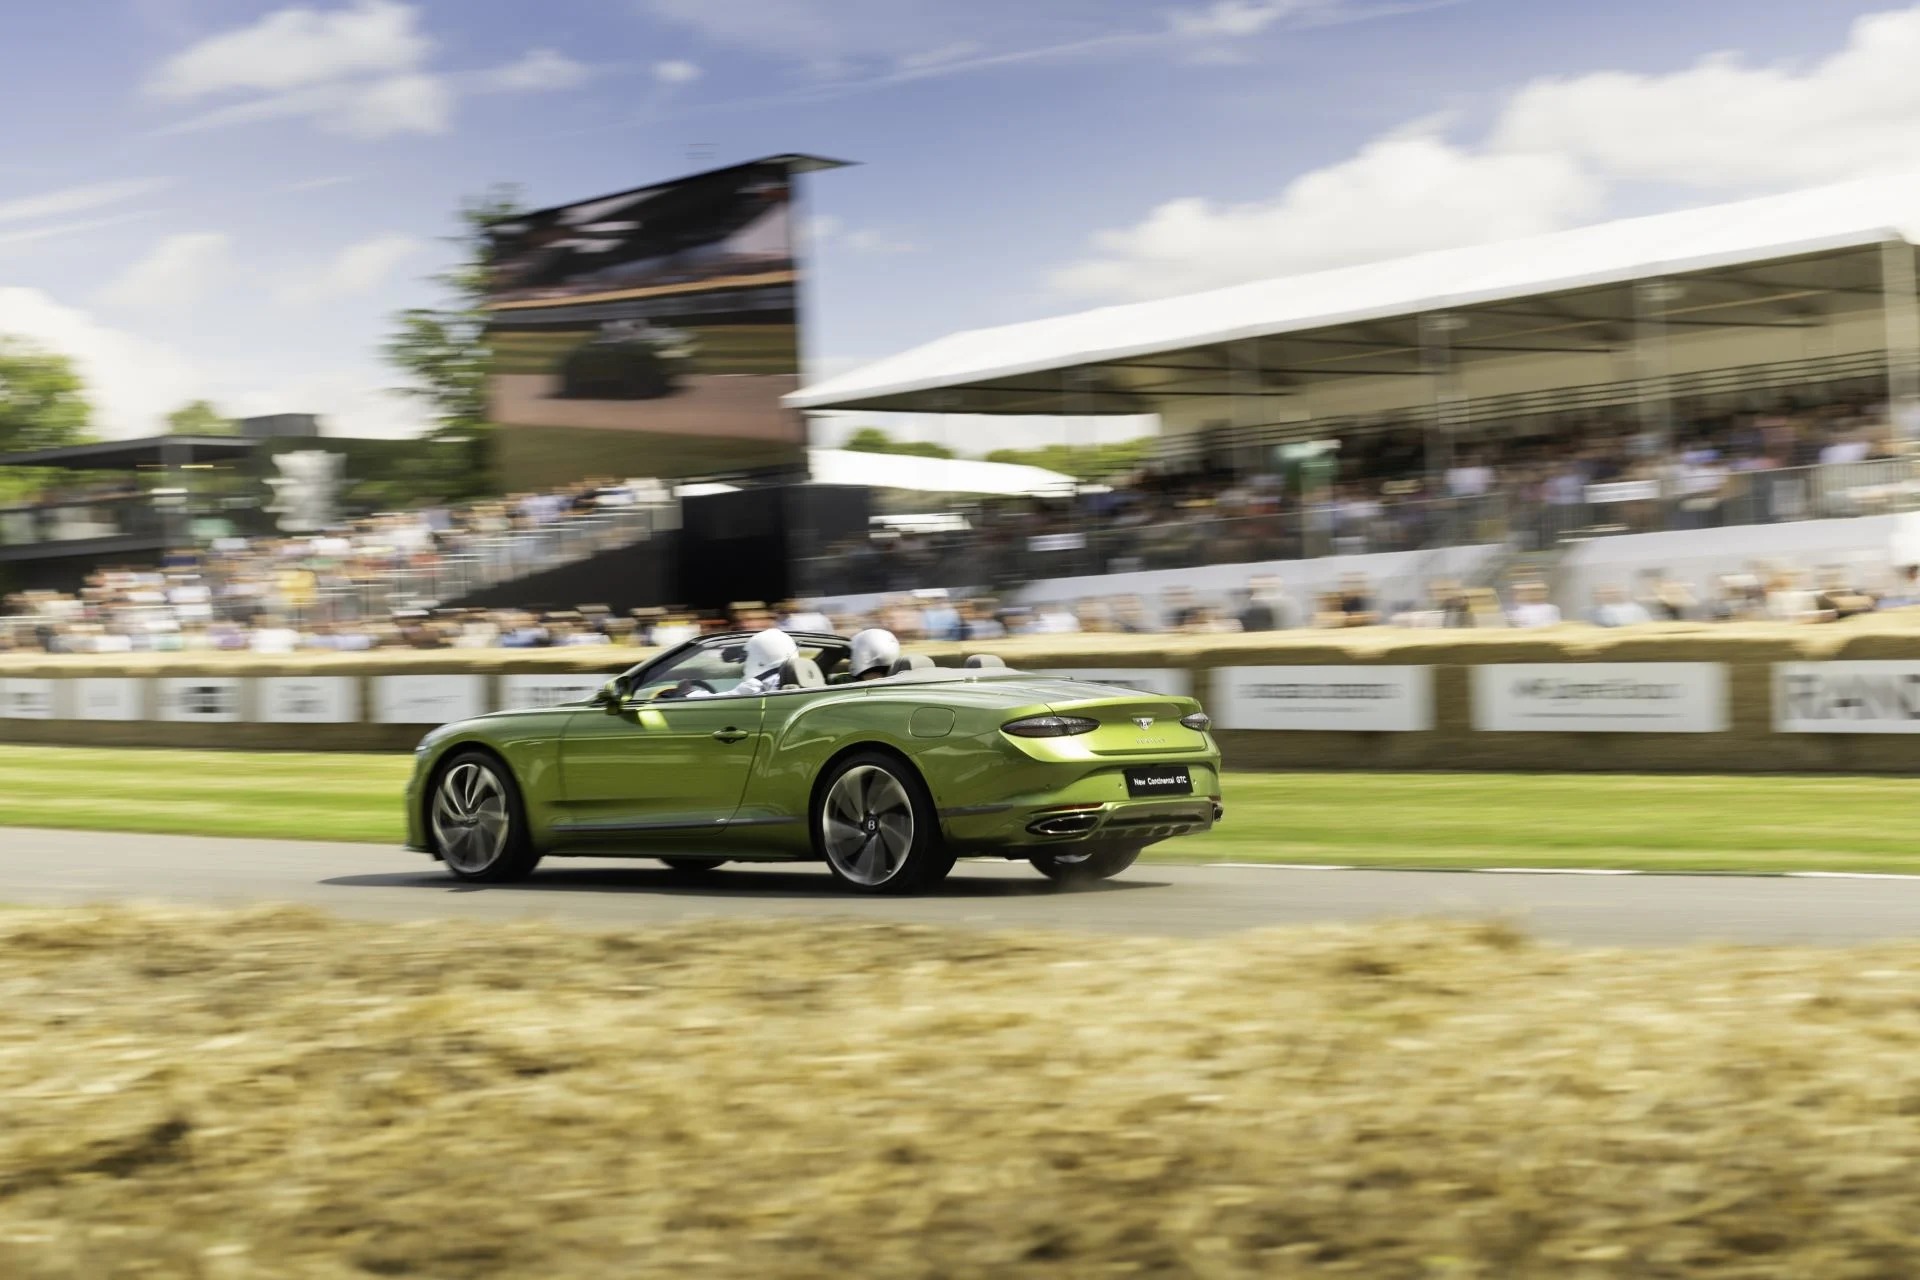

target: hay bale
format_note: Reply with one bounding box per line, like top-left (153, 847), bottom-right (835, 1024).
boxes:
top-left (7, 907), bottom-right (1920, 1277)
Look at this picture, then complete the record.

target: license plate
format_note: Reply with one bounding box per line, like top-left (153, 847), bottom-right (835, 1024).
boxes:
top-left (1124, 765), bottom-right (1192, 798)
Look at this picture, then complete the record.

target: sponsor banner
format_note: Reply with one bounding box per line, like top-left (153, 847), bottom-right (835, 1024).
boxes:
top-left (499, 673), bottom-right (609, 711)
top-left (1034, 668), bottom-right (1193, 698)
top-left (1775, 662), bottom-right (1920, 733)
top-left (75, 678), bottom-right (142, 722)
top-left (1473, 663), bottom-right (1726, 733)
top-left (374, 675), bottom-right (486, 725)
top-left (1027, 533), bottom-right (1088, 553)
top-left (258, 676), bottom-right (359, 724)
top-left (1216, 666), bottom-right (1431, 732)
top-left (0, 678), bottom-right (58, 720)
top-left (157, 677), bottom-right (245, 723)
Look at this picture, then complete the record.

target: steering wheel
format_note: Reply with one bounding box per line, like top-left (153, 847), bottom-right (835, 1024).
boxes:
top-left (652, 678), bottom-right (716, 700)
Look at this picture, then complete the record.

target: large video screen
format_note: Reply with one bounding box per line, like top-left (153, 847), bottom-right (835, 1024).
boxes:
top-left (482, 158), bottom-right (806, 483)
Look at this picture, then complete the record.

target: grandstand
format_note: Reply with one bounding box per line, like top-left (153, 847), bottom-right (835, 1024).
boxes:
top-left (789, 176), bottom-right (1920, 608)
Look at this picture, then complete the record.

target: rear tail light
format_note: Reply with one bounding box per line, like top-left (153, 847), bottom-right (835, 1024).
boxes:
top-left (1003, 714), bottom-right (1099, 738)
top-left (1180, 712), bottom-right (1212, 731)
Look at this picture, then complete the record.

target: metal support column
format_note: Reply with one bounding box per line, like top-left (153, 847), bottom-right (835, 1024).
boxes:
top-left (1633, 279), bottom-right (1678, 489)
top-left (1883, 238), bottom-right (1920, 441)
top-left (1419, 313), bottom-right (1465, 548)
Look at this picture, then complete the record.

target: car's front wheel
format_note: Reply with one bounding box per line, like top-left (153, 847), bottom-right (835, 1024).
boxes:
top-left (430, 750), bottom-right (541, 882)
top-left (814, 752), bottom-right (953, 894)
top-left (1030, 844), bottom-right (1142, 885)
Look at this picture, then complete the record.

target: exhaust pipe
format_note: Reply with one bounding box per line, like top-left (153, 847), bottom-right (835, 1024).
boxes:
top-left (1026, 813), bottom-right (1101, 837)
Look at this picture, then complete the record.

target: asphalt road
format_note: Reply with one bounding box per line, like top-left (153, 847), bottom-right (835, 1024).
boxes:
top-left (11, 826), bottom-right (1920, 946)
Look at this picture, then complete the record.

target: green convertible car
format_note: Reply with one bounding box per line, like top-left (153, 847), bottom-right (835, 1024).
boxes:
top-left (405, 631), bottom-right (1223, 894)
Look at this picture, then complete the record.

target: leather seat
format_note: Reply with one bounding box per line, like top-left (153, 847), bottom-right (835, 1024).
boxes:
top-left (780, 656), bottom-right (825, 689)
top-left (890, 653), bottom-right (936, 675)
top-left (963, 654), bottom-right (1006, 669)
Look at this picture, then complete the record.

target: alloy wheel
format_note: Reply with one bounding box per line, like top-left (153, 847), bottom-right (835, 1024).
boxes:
top-left (432, 760), bottom-right (511, 874)
top-left (820, 764), bottom-right (915, 887)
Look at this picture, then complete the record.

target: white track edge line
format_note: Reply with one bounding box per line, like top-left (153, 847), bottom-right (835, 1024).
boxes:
top-left (1206, 864), bottom-right (1920, 880)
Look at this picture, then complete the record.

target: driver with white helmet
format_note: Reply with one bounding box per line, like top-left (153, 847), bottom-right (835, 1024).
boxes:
top-left (685, 627), bottom-right (798, 698)
top-left (847, 628), bottom-right (901, 682)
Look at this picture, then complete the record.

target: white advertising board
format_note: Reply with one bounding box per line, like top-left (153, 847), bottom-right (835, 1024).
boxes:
top-left (1215, 666), bottom-right (1432, 732)
top-left (157, 677), bottom-right (245, 723)
top-left (374, 675), bottom-right (486, 725)
top-left (258, 676), bottom-right (359, 724)
top-left (75, 678), bottom-right (142, 722)
top-left (498, 673), bottom-right (608, 711)
top-left (0, 678), bottom-right (57, 720)
top-left (1032, 668), bottom-right (1192, 698)
top-left (1473, 664), bottom-right (1727, 733)
top-left (1775, 662), bottom-right (1920, 733)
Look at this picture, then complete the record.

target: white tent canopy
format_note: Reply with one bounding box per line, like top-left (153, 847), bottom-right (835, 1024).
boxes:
top-left (805, 447), bottom-right (1075, 496)
top-left (789, 174), bottom-right (1920, 413)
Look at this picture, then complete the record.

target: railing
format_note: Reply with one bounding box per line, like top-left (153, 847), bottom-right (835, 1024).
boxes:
top-left (295, 503), bottom-right (665, 623)
top-left (791, 456), bottom-right (1920, 599)
top-left (791, 495), bottom-right (1512, 597)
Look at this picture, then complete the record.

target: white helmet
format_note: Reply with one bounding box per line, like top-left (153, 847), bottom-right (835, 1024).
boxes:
top-left (743, 628), bottom-right (798, 679)
top-left (849, 628), bottom-right (901, 680)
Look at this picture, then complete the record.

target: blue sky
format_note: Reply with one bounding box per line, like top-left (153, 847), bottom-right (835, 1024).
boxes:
top-left (2, 0), bottom-right (1919, 446)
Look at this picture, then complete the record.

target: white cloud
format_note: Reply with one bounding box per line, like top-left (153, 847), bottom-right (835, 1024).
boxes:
top-left (147, 1), bottom-right (588, 138)
top-left (1166, 0), bottom-right (1322, 39)
top-left (99, 232), bottom-right (233, 311)
top-left (896, 41), bottom-right (983, 71)
top-left (653, 59), bottom-right (702, 85)
top-left (484, 48), bottom-right (591, 93)
top-left (0, 212), bottom-right (161, 252)
top-left (1489, 6), bottom-right (1920, 188)
top-left (844, 228), bottom-right (918, 255)
top-left (0, 178), bottom-right (173, 226)
top-left (807, 214), bottom-right (918, 256)
top-left (276, 231), bottom-right (423, 303)
top-left (146, 0), bottom-right (430, 99)
top-left (0, 287), bottom-right (208, 437)
top-left (1054, 4), bottom-right (1920, 302)
top-left (1052, 131), bottom-right (1599, 300)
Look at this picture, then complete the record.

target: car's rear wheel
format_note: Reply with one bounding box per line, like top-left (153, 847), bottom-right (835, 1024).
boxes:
top-left (430, 751), bottom-right (540, 883)
top-left (1030, 844), bottom-right (1142, 885)
top-left (814, 752), bottom-right (953, 894)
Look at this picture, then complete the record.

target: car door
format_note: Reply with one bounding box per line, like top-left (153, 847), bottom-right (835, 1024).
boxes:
top-left (556, 645), bottom-right (765, 834)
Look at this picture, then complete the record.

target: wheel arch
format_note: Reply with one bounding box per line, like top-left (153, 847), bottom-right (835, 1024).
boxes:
top-left (806, 740), bottom-right (933, 833)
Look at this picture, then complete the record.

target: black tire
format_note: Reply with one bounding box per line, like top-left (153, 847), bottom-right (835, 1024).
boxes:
top-left (1030, 844), bottom-right (1142, 885)
top-left (812, 751), bottom-right (954, 895)
top-left (660, 857), bottom-right (727, 876)
top-left (428, 750), bottom-right (541, 883)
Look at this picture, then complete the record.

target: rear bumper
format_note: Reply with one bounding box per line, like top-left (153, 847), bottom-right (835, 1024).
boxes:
top-left (939, 761), bottom-right (1223, 854)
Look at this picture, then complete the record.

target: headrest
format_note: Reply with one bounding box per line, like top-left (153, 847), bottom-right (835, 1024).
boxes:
top-left (780, 656), bottom-right (825, 689)
top-left (890, 653), bottom-right (936, 675)
top-left (963, 654), bottom-right (1006, 669)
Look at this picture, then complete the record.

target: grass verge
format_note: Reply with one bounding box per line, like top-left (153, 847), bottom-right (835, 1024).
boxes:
top-left (0, 745), bottom-right (1914, 873)
top-left (5, 906), bottom-right (1920, 1277)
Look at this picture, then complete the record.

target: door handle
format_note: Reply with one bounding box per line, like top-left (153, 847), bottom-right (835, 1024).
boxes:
top-left (711, 727), bottom-right (749, 744)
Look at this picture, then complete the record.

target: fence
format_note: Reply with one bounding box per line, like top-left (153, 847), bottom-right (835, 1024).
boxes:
top-left (11, 623), bottom-right (1920, 772)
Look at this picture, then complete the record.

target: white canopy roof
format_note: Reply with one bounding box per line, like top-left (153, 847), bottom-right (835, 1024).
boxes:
top-left (789, 174), bottom-right (1920, 412)
top-left (806, 447), bottom-right (1075, 495)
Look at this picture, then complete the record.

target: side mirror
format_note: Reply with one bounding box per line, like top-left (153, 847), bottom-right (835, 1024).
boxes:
top-left (593, 679), bottom-right (624, 711)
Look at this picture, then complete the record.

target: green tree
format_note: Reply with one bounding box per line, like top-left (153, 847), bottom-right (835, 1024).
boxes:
top-left (0, 337), bottom-right (92, 505)
top-left (984, 437), bottom-right (1154, 481)
top-left (842, 426), bottom-right (955, 460)
top-left (164, 399), bottom-right (237, 436)
top-left (383, 185), bottom-right (523, 502)
top-left (0, 337), bottom-right (90, 452)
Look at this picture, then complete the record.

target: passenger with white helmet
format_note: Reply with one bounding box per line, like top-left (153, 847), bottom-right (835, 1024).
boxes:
top-left (682, 627), bottom-right (798, 698)
top-left (847, 628), bottom-right (901, 682)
